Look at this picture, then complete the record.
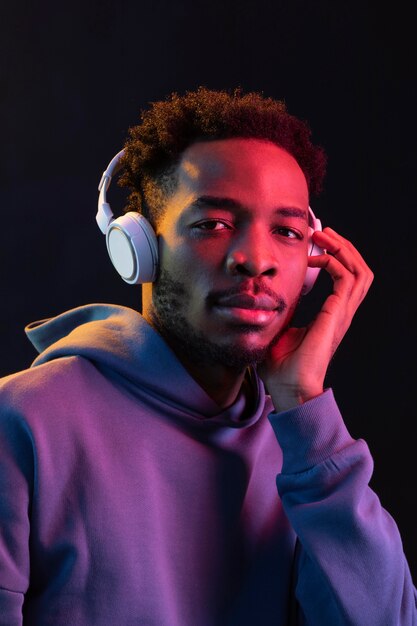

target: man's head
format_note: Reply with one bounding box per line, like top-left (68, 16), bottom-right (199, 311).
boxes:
top-left (119, 88), bottom-right (327, 372)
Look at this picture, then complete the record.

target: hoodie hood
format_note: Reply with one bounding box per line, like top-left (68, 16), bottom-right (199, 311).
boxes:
top-left (25, 303), bottom-right (269, 427)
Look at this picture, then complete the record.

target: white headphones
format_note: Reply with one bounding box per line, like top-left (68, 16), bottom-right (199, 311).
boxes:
top-left (96, 150), bottom-right (324, 294)
top-left (96, 150), bottom-right (158, 284)
top-left (303, 209), bottom-right (324, 295)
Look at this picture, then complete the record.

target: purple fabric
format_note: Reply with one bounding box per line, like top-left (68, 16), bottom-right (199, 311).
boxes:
top-left (0, 304), bottom-right (415, 625)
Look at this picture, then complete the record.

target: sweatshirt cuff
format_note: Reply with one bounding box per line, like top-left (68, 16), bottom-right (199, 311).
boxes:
top-left (267, 388), bottom-right (356, 474)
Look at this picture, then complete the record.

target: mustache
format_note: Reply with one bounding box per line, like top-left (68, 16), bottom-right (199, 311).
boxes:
top-left (207, 282), bottom-right (287, 314)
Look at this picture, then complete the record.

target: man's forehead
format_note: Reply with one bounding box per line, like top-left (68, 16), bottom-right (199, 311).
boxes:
top-left (174, 138), bottom-right (308, 204)
top-left (180, 136), bottom-right (282, 160)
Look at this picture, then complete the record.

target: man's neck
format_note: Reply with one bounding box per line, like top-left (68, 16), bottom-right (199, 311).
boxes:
top-left (146, 327), bottom-right (246, 408)
top-left (152, 327), bottom-right (247, 408)
top-left (172, 350), bottom-right (247, 409)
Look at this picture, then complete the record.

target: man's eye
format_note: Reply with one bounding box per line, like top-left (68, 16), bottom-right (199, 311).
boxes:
top-left (194, 220), bottom-right (232, 231)
top-left (274, 227), bottom-right (302, 240)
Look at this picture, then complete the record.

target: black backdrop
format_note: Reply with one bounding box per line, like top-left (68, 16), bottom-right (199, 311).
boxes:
top-left (1, 0), bottom-right (416, 580)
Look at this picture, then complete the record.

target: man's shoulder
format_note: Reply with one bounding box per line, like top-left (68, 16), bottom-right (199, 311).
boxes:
top-left (0, 355), bottom-right (97, 409)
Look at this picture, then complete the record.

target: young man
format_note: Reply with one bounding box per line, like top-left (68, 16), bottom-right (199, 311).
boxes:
top-left (0, 87), bottom-right (415, 625)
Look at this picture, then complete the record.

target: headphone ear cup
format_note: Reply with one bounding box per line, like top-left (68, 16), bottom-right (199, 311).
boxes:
top-left (105, 212), bottom-right (159, 284)
top-left (302, 212), bottom-right (325, 295)
top-left (302, 232), bottom-right (322, 294)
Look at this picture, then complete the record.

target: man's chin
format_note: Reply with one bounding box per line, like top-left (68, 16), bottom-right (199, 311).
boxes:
top-left (165, 323), bottom-right (283, 372)
top-left (151, 302), bottom-right (290, 372)
top-left (205, 332), bottom-right (284, 370)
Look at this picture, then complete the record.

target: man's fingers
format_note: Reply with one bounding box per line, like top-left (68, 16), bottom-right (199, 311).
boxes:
top-left (306, 227), bottom-right (374, 346)
top-left (310, 228), bottom-right (374, 302)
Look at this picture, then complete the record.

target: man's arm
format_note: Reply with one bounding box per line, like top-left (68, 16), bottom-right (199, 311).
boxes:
top-left (268, 389), bottom-right (417, 625)
top-left (0, 399), bottom-right (33, 626)
top-left (259, 226), bottom-right (416, 623)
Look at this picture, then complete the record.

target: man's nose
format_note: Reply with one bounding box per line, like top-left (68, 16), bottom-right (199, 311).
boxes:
top-left (225, 230), bottom-right (278, 278)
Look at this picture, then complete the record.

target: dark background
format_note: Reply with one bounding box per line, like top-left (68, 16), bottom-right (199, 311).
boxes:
top-left (1, 1), bottom-right (416, 580)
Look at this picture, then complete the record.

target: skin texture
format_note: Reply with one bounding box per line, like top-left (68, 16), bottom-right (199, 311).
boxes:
top-left (142, 138), bottom-right (374, 411)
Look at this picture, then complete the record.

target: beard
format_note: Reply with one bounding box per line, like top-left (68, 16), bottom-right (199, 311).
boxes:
top-left (148, 268), bottom-right (300, 373)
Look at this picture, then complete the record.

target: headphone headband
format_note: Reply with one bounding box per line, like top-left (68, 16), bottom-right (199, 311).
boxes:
top-left (96, 149), bottom-right (126, 234)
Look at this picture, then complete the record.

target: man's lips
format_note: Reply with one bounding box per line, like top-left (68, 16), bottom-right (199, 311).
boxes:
top-left (214, 293), bottom-right (279, 310)
top-left (211, 292), bottom-right (285, 326)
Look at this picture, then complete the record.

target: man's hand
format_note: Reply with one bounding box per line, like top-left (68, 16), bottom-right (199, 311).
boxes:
top-left (258, 227), bottom-right (374, 412)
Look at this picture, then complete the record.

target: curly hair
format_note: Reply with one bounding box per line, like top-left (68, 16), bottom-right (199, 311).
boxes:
top-left (118, 86), bottom-right (327, 227)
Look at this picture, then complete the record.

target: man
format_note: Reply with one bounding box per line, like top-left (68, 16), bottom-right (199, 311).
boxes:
top-left (0, 87), bottom-right (415, 625)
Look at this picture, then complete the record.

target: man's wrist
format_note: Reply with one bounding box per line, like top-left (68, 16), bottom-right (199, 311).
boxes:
top-left (269, 384), bottom-right (324, 413)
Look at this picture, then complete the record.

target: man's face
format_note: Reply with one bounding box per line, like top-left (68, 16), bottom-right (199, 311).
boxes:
top-left (146, 138), bottom-right (310, 371)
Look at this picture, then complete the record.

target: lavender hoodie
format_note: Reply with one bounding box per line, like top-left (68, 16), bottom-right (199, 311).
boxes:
top-left (0, 303), bottom-right (415, 625)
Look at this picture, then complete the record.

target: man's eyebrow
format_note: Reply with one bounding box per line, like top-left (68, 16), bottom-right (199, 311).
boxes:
top-left (276, 207), bottom-right (308, 220)
top-left (190, 195), bottom-right (308, 220)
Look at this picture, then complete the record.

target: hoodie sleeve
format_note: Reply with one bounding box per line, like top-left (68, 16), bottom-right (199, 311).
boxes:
top-left (0, 398), bottom-right (33, 626)
top-left (268, 389), bottom-right (417, 626)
